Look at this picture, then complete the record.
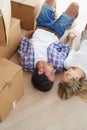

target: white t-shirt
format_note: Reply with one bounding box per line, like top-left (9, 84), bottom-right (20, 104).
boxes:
top-left (30, 29), bottom-right (59, 67)
top-left (64, 39), bottom-right (87, 80)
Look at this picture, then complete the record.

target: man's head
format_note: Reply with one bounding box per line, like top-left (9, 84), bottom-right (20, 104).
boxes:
top-left (31, 62), bottom-right (56, 92)
top-left (31, 69), bottom-right (54, 92)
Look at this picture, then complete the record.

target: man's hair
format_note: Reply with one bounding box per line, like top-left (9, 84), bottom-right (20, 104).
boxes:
top-left (58, 79), bottom-right (87, 100)
top-left (31, 69), bottom-right (54, 92)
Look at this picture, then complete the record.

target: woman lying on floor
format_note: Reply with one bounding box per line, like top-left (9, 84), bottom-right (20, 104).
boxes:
top-left (58, 23), bottom-right (87, 101)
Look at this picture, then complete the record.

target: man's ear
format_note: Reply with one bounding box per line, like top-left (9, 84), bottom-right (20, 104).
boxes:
top-left (38, 69), bottom-right (44, 74)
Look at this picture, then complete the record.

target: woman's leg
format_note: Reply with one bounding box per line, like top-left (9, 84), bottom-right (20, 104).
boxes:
top-left (65, 2), bottom-right (79, 19)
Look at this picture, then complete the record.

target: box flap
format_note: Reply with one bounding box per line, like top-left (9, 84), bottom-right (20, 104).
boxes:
top-left (0, 0), bottom-right (11, 46)
top-left (11, 0), bottom-right (41, 7)
top-left (0, 12), bottom-right (6, 45)
top-left (0, 57), bottom-right (22, 82)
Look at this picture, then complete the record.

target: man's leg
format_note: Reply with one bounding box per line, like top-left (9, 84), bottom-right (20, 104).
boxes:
top-left (47, 2), bottom-right (79, 38)
top-left (45, 1), bottom-right (79, 20)
top-left (65, 2), bottom-right (79, 19)
top-left (45, 0), bottom-right (56, 7)
top-left (45, 0), bottom-right (58, 19)
top-left (81, 23), bottom-right (87, 41)
top-left (36, 0), bottom-right (57, 28)
top-left (84, 24), bottom-right (87, 30)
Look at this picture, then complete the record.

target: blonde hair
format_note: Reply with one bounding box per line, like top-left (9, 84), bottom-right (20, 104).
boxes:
top-left (58, 79), bottom-right (87, 101)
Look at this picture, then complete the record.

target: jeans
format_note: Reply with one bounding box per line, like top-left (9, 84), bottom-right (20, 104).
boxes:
top-left (36, 3), bottom-right (74, 37)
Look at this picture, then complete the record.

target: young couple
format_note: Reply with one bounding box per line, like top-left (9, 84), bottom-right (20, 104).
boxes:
top-left (18, 0), bottom-right (87, 100)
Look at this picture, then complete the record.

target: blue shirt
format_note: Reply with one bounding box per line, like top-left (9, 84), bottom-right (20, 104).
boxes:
top-left (18, 37), bottom-right (71, 72)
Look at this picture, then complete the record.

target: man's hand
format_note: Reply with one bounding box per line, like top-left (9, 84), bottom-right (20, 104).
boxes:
top-left (66, 32), bottom-right (76, 46)
top-left (25, 30), bottom-right (34, 38)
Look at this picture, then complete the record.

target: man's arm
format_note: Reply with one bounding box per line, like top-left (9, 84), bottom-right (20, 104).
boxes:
top-left (54, 33), bottom-right (76, 72)
top-left (45, 0), bottom-right (58, 19)
top-left (58, 32), bottom-right (76, 66)
top-left (25, 30), bottom-right (34, 38)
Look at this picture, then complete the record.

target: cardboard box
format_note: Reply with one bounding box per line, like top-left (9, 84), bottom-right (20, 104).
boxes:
top-left (0, 57), bottom-right (24, 121)
top-left (0, 0), bottom-right (11, 46)
top-left (0, 17), bottom-right (21, 59)
top-left (0, 15), bottom-right (6, 45)
top-left (11, 0), bottom-right (44, 30)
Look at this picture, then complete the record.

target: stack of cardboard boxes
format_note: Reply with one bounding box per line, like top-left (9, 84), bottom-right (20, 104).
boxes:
top-left (0, 0), bottom-right (44, 121)
top-left (0, 0), bottom-right (24, 121)
top-left (0, 0), bottom-right (21, 59)
top-left (0, 18), bottom-right (21, 59)
top-left (0, 0), bottom-right (11, 46)
top-left (11, 0), bottom-right (44, 30)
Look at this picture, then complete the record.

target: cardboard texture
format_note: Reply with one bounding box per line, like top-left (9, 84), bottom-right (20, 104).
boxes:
top-left (0, 0), bottom-right (11, 46)
top-left (0, 13), bottom-right (6, 45)
top-left (0, 57), bottom-right (24, 121)
top-left (0, 17), bottom-right (21, 59)
top-left (11, 0), bottom-right (44, 30)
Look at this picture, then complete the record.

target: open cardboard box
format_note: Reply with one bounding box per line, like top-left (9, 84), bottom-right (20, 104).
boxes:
top-left (0, 17), bottom-right (21, 59)
top-left (0, 0), bottom-right (11, 46)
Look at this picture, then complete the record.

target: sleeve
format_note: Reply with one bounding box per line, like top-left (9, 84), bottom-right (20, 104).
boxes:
top-left (56, 42), bottom-right (71, 72)
top-left (47, 41), bottom-right (71, 72)
top-left (17, 37), bottom-right (34, 72)
top-left (57, 42), bottom-right (71, 57)
top-left (17, 37), bottom-right (29, 54)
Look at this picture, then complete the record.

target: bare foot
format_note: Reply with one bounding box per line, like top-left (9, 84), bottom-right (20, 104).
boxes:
top-left (66, 32), bottom-right (76, 45)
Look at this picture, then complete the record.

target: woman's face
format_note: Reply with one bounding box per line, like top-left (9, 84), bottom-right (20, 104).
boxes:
top-left (61, 68), bottom-right (80, 83)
